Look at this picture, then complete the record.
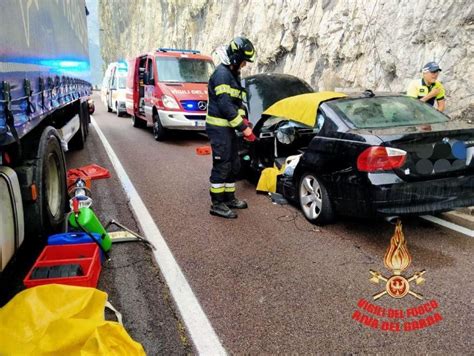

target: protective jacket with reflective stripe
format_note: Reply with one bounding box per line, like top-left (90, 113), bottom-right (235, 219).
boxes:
top-left (207, 64), bottom-right (248, 131)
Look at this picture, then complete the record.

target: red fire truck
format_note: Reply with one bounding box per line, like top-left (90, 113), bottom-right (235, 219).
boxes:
top-left (126, 48), bottom-right (214, 141)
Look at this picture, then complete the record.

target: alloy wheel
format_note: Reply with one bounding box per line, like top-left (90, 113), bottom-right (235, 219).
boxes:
top-left (299, 174), bottom-right (323, 220)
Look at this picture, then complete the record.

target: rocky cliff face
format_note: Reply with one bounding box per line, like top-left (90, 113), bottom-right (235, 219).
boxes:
top-left (99, 0), bottom-right (473, 118)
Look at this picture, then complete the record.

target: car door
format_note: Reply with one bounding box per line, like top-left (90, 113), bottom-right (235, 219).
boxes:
top-left (143, 56), bottom-right (155, 121)
top-left (107, 66), bottom-right (116, 110)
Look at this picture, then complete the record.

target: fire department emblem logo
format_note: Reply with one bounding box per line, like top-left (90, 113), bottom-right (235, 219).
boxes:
top-left (369, 220), bottom-right (426, 300)
top-left (198, 101), bottom-right (207, 111)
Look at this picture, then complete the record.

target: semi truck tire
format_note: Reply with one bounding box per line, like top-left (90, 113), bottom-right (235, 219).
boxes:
top-left (69, 101), bottom-right (90, 150)
top-left (23, 127), bottom-right (67, 238)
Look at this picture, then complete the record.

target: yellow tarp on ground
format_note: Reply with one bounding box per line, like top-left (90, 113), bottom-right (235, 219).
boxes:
top-left (256, 165), bottom-right (286, 193)
top-left (0, 284), bottom-right (145, 355)
top-left (263, 92), bottom-right (347, 127)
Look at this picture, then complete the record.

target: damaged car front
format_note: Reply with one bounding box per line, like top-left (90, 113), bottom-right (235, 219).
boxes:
top-left (241, 84), bottom-right (474, 225)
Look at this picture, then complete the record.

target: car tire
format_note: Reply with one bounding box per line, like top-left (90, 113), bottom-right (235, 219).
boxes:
top-left (132, 115), bottom-right (146, 128)
top-left (107, 104), bottom-right (112, 113)
top-left (298, 172), bottom-right (334, 225)
top-left (153, 113), bottom-right (167, 141)
top-left (115, 102), bottom-right (121, 117)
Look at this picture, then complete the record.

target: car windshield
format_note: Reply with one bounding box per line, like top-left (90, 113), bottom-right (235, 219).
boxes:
top-left (156, 57), bottom-right (214, 83)
top-left (326, 96), bottom-right (449, 128)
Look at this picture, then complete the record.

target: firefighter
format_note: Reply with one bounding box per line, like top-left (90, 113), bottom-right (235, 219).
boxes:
top-left (206, 36), bottom-right (257, 219)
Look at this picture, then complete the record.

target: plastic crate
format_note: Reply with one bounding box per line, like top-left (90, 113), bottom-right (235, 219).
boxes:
top-left (48, 232), bottom-right (105, 262)
top-left (48, 232), bottom-right (103, 245)
top-left (23, 243), bottom-right (101, 288)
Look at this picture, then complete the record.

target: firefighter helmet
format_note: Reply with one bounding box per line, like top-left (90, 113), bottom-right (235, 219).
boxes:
top-left (227, 37), bottom-right (256, 65)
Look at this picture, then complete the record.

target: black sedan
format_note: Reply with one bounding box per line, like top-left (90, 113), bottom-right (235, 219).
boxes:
top-left (240, 74), bottom-right (474, 224)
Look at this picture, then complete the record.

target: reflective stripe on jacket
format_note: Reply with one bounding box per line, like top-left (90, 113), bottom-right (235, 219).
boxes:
top-left (206, 64), bottom-right (248, 131)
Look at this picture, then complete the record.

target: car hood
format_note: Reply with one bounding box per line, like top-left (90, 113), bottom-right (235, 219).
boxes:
top-left (241, 73), bottom-right (313, 125)
top-left (160, 82), bottom-right (208, 101)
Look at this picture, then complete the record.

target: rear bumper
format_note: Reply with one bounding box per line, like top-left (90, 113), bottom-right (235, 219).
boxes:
top-left (158, 110), bottom-right (206, 130)
top-left (331, 174), bottom-right (474, 217)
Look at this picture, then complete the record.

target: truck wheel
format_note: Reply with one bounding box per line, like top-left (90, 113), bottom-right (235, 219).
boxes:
top-left (83, 101), bottom-right (90, 138)
top-left (69, 101), bottom-right (89, 150)
top-left (24, 127), bottom-right (67, 238)
top-left (298, 172), bottom-right (334, 225)
top-left (153, 114), bottom-right (167, 141)
top-left (132, 115), bottom-right (146, 128)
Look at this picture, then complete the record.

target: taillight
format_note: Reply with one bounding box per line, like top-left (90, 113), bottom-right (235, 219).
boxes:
top-left (2, 152), bottom-right (11, 165)
top-left (357, 146), bottom-right (407, 172)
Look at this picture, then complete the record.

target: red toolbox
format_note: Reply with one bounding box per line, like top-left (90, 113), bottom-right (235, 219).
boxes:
top-left (23, 243), bottom-right (101, 288)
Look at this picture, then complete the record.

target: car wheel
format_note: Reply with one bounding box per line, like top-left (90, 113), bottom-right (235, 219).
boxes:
top-left (132, 115), bottom-right (146, 128)
top-left (153, 114), bottom-right (167, 141)
top-left (298, 172), bottom-right (334, 225)
top-left (115, 102), bottom-right (121, 117)
top-left (107, 104), bottom-right (112, 112)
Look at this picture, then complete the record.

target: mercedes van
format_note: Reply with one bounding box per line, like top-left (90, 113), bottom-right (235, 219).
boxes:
top-left (126, 48), bottom-right (214, 140)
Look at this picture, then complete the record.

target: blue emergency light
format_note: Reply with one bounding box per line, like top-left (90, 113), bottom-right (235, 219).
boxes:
top-left (181, 100), bottom-right (207, 112)
top-left (38, 59), bottom-right (90, 73)
top-left (157, 48), bottom-right (201, 54)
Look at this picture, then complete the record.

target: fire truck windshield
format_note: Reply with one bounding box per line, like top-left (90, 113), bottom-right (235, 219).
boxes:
top-left (156, 57), bottom-right (214, 83)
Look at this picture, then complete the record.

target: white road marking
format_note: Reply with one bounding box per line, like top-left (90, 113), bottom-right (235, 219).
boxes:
top-left (91, 117), bottom-right (226, 355)
top-left (420, 215), bottom-right (474, 238)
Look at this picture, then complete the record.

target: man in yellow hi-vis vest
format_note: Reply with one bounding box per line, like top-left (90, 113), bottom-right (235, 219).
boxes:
top-left (407, 62), bottom-right (446, 112)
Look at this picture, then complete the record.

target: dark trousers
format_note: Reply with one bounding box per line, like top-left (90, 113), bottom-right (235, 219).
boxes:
top-left (206, 124), bottom-right (241, 203)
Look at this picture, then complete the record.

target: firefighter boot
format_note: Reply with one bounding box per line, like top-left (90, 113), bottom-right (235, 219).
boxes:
top-left (210, 202), bottom-right (237, 219)
top-left (224, 192), bottom-right (248, 209)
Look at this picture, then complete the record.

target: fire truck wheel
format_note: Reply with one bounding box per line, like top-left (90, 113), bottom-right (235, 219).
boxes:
top-left (153, 113), bottom-right (167, 141)
top-left (132, 115), bottom-right (147, 128)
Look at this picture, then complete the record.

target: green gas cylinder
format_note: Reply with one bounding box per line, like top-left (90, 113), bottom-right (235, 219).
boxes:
top-left (68, 207), bottom-right (112, 252)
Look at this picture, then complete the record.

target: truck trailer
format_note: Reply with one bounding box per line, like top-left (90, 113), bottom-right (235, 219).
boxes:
top-left (0, 0), bottom-right (92, 273)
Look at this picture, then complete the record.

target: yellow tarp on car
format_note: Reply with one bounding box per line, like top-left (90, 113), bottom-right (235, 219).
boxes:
top-left (262, 92), bottom-right (347, 127)
top-left (0, 284), bottom-right (145, 355)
